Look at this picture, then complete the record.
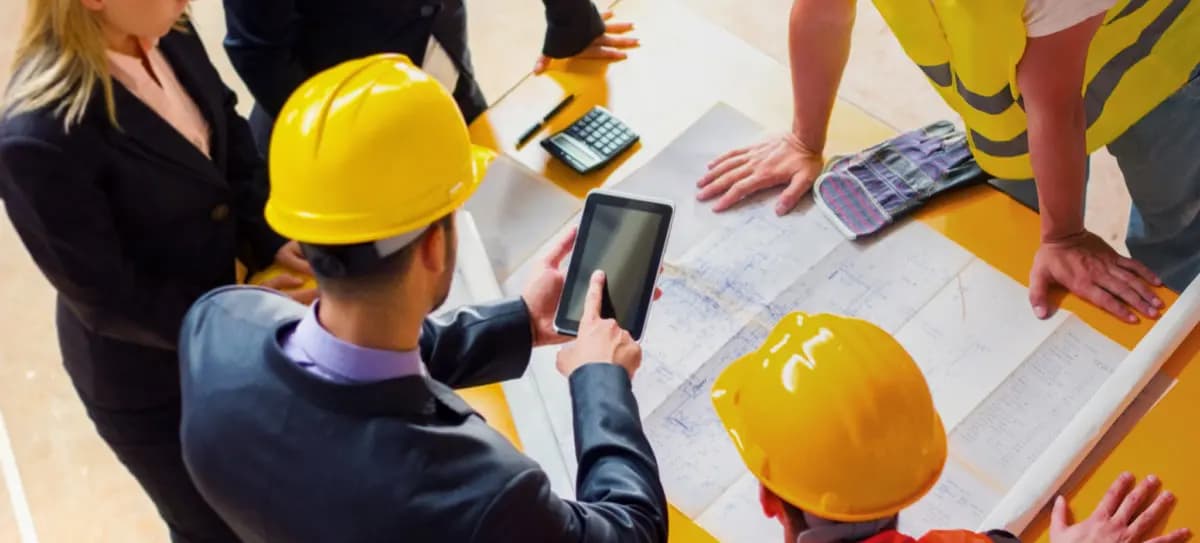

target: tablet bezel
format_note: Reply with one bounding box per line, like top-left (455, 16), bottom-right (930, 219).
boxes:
top-left (553, 189), bottom-right (674, 341)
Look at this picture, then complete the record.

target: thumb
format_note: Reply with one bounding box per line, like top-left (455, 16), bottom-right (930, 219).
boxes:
top-left (1029, 268), bottom-right (1051, 319)
top-left (533, 56), bottom-right (550, 74)
top-left (775, 172), bottom-right (811, 216)
top-left (1051, 495), bottom-right (1070, 532)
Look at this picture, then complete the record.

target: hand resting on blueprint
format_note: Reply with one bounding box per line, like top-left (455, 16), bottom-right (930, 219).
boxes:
top-left (555, 271), bottom-right (642, 379)
top-left (1050, 473), bottom-right (1190, 543)
top-left (1031, 231), bottom-right (1164, 324)
top-left (697, 133), bottom-right (825, 216)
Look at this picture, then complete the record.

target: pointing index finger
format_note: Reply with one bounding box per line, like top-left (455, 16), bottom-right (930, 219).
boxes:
top-left (583, 270), bottom-right (606, 324)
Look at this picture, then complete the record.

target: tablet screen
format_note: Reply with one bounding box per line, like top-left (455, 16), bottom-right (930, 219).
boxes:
top-left (556, 192), bottom-right (672, 340)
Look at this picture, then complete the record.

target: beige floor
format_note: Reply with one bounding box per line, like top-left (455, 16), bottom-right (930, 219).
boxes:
top-left (0, 1), bottom-right (1132, 541)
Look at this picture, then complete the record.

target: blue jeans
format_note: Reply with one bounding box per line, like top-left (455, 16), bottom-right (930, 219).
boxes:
top-left (1107, 65), bottom-right (1200, 293)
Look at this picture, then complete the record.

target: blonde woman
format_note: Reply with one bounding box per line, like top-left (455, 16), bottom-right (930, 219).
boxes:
top-left (0, 0), bottom-right (312, 540)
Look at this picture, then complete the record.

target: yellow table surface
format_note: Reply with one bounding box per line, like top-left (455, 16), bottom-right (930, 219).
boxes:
top-left (458, 0), bottom-right (1200, 540)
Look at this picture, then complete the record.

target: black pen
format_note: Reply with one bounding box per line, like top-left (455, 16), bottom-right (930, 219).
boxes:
top-left (516, 94), bottom-right (576, 148)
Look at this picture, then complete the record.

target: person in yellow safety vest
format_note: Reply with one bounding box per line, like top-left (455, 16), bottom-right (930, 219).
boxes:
top-left (699, 0), bottom-right (1200, 324)
top-left (712, 312), bottom-right (1191, 543)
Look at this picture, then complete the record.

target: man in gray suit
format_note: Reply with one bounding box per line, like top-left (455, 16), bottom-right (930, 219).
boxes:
top-left (177, 55), bottom-right (667, 542)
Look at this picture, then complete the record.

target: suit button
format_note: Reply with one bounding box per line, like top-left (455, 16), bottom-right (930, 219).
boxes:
top-left (210, 204), bottom-right (231, 222)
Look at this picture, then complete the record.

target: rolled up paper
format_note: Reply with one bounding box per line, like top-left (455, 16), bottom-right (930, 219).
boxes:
top-left (979, 276), bottom-right (1200, 533)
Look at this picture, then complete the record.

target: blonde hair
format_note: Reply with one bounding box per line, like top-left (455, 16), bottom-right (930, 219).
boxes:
top-left (2, 0), bottom-right (189, 130)
top-left (3, 0), bottom-right (117, 129)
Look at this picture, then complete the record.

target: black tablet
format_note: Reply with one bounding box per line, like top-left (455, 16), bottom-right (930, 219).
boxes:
top-left (554, 190), bottom-right (674, 341)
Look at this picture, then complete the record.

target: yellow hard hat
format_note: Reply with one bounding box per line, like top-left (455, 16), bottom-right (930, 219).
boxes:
top-left (711, 313), bottom-right (946, 522)
top-left (266, 54), bottom-right (492, 245)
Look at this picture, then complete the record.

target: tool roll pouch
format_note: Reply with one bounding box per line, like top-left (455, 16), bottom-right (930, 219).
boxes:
top-left (813, 120), bottom-right (984, 240)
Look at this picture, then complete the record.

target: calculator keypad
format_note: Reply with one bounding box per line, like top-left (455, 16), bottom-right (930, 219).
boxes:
top-left (543, 106), bottom-right (639, 174)
top-left (564, 109), bottom-right (636, 157)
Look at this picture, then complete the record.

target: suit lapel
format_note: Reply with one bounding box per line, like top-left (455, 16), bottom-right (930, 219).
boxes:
top-left (158, 32), bottom-right (229, 173)
top-left (108, 32), bottom-right (225, 185)
top-left (112, 84), bottom-right (219, 184)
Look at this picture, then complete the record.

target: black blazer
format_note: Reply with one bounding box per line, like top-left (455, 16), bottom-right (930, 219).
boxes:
top-left (0, 29), bottom-right (285, 410)
top-left (179, 287), bottom-right (669, 543)
top-left (223, 0), bottom-right (606, 123)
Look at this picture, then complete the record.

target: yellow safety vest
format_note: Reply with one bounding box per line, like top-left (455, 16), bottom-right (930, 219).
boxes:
top-left (872, 0), bottom-right (1200, 179)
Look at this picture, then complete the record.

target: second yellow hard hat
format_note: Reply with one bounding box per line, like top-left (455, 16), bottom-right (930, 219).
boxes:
top-left (711, 312), bottom-right (947, 522)
top-left (266, 53), bottom-right (492, 246)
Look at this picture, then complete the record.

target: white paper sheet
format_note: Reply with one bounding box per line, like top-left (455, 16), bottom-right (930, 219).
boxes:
top-left (501, 103), bottom-right (1151, 540)
top-left (463, 154), bottom-right (581, 281)
top-left (900, 317), bottom-right (1127, 533)
top-left (894, 260), bottom-right (1070, 432)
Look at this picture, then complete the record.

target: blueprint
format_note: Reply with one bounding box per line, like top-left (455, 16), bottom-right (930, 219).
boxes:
top-left (502, 103), bottom-right (1135, 539)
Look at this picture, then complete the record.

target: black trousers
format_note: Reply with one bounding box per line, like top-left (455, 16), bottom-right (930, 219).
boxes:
top-left (84, 399), bottom-right (239, 542)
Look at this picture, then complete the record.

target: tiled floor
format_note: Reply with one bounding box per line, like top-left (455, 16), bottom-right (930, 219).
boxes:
top-left (0, 0), bottom-right (1132, 540)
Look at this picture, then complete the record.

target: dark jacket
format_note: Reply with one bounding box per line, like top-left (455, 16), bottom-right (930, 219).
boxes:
top-left (0, 29), bottom-right (286, 410)
top-left (222, 0), bottom-right (606, 123)
top-left (178, 287), bottom-right (669, 543)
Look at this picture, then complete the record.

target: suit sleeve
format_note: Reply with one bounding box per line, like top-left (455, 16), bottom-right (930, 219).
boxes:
top-left (222, 0), bottom-right (309, 118)
top-left (0, 135), bottom-right (207, 350)
top-left (222, 83), bottom-right (288, 273)
top-left (540, 0), bottom-right (606, 58)
top-left (420, 298), bottom-right (534, 388)
top-left (472, 363), bottom-right (668, 542)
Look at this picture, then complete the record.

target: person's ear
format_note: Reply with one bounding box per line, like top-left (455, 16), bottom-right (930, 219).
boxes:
top-left (759, 484), bottom-right (783, 519)
top-left (79, 0), bottom-right (105, 12)
top-left (418, 224), bottom-right (449, 274)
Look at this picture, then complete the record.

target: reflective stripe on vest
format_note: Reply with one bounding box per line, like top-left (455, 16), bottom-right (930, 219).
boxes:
top-left (872, 0), bottom-right (1200, 179)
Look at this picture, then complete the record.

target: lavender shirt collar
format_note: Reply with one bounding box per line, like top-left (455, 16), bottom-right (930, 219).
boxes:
top-left (281, 301), bottom-right (426, 384)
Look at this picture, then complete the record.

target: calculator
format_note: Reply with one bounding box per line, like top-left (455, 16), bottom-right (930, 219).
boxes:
top-left (541, 106), bottom-right (639, 174)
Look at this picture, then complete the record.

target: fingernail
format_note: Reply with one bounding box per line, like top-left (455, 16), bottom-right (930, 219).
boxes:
top-left (1148, 308), bottom-right (1159, 318)
top-left (1034, 306), bottom-right (1047, 319)
top-left (1126, 314), bottom-right (1139, 324)
top-left (1154, 298), bottom-right (1165, 308)
top-left (593, 270), bottom-right (605, 280)
top-left (1148, 474), bottom-right (1159, 483)
top-left (1165, 491), bottom-right (1175, 501)
top-left (1122, 471), bottom-right (1134, 480)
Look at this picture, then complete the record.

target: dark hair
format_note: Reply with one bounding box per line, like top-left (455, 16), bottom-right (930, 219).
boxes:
top-left (781, 501), bottom-right (811, 534)
top-left (306, 215), bottom-right (454, 299)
